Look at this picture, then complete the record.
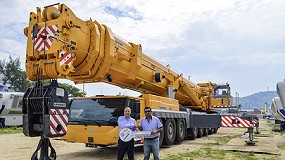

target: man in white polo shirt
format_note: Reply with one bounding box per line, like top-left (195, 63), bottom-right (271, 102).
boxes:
top-left (117, 107), bottom-right (138, 160)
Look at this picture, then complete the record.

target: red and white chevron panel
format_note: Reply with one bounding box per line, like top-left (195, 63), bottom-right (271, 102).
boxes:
top-left (221, 115), bottom-right (252, 128)
top-left (49, 109), bottom-right (69, 135)
top-left (252, 119), bottom-right (259, 125)
top-left (59, 50), bottom-right (72, 67)
top-left (32, 25), bottom-right (58, 52)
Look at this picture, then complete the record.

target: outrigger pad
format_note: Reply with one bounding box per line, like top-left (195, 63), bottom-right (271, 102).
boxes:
top-left (245, 140), bottom-right (258, 146)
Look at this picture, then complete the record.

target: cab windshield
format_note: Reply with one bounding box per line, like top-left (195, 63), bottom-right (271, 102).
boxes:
top-left (212, 85), bottom-right (229, 98)
top-left (69, 98), bottom-right (128, 126)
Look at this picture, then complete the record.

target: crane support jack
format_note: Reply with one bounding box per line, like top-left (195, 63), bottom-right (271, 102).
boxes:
top-left (244, 127), bottom-right (257, 146)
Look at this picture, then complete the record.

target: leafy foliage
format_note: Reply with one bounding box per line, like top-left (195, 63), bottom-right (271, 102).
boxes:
top-left (59, 83), bottom-right (86, 97)
top-left (0, 56), bottom-right (84, 96)
top-left (0, 56), bottom-right (31, 92)
top-left (43, 80), bottom-right (86, 97)
top-left (0, 127), bottom-right (23, 134)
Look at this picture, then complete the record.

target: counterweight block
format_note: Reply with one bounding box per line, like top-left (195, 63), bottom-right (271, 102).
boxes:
top-left (23, 80), bottom-right (69, 137)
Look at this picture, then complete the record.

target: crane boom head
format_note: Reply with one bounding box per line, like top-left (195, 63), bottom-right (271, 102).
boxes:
top-left (24, 4), bottom-right (102, 81)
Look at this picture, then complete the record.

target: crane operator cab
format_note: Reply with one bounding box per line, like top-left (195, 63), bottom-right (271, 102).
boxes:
top-left (211, 83), bottom-right (233, 108)
top-left (63, 96), bottom-right (141, 146)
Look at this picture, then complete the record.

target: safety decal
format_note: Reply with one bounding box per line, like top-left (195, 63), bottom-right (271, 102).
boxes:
top-left (252, 119), bottom-right (259, 125)
top-left (49, 109), bottom-right (69, 135)
top-left (212, 105), bottom-right (236, 108)
top-left (221, 115), bottom-right (252, 128)
top-left (59, 50), bottom-right (72, 67)
top-left (32, 25), bottom-right (58, 52)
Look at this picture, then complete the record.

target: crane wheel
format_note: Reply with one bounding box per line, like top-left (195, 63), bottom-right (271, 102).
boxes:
top-left (188, 127), bottom-right (198, 140)
top-left (208, 128), bottom-right (214, 135)
top-left (213, 128), bottom-right (218, 133)
top-left (158, 118), bottom-right (164, 147)
top-left (197, 128), bottom-right (204, 138)
top-left (175, 119), bottom-right (186, 143)
top-left (163, 118), bottom-right (176, 145)
top-left (203, 128), bottom-right (209, 136)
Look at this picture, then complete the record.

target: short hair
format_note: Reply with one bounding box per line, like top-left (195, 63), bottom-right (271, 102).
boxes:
top-left (124, 107), bottom-right (131, 111)
top-left (144, 106), bottom-right (152, 111)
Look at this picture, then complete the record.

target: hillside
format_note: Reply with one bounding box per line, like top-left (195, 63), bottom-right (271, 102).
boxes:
top-left (237, 91), bottom-right (278, 110)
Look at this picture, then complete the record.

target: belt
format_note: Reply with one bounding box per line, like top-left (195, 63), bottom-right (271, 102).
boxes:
top-left (144, 136), bottom-right (159, 140)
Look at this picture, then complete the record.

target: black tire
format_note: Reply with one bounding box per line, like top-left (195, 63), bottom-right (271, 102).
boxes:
top-left (197, 128), bottom-right (204, 138)
top-left (159, 118), bottom-right (164, 147)
top-left (175, 119), bottom-right (186, 143)
top-left (188, 127), bottom-right (198, 140)
top-left (163, 118), bottom-right (176, 146)
top-left (208, 128), bottom-right (214, 135)
top-left (203, 128), bottom-right (209, 136)
top-left (213, 127), bottom-right (218, 133)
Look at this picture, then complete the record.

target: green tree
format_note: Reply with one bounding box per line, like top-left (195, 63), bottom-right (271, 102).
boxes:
top-left (59, 83), bottom-right (86, 97)
top-left (0, 56), bottom-right (85, 96)
top-left (0, 56), bottom-right (31, 92)
top-left (43, 80), bottom-right (86, 97)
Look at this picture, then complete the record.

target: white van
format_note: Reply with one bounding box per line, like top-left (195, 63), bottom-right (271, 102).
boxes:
top-left (0, 92), bottom-right (24, 128)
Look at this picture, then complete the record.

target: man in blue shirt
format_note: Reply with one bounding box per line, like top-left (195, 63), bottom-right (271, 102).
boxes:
top-left (138, 107), bottom-right (163, 160)
top-left (117, 107), bottom-right (138, 160)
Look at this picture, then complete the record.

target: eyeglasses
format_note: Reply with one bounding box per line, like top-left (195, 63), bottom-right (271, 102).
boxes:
top-left (144, 110), bottom-right (151, 113)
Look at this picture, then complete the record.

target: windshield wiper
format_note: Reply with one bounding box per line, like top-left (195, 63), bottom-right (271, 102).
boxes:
top-left (91, 120), bottom-right (102, 127)
top-left (95, 120), bottom-right (117, 127)
top-left (69, 120), bottom-right (88, 126)
top-left (69, 120), bottom-right (101, 127)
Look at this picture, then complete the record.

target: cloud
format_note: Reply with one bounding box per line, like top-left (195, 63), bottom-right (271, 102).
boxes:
top-left (1, 0), bottom-right (285, 97)
top-left (103, 6), bottom-right (143, 20)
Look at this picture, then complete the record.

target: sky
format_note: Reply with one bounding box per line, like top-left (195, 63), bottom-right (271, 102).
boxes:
top-left (0, 0), bottom-right (285, 97)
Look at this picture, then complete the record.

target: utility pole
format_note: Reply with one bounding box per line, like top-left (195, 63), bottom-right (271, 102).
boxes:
top-left (235, 92), bottom-right (240, 110)
top-left (82, 83), bottom-right (85, 93)
top-left (188, 75), bottom-right (192, 81)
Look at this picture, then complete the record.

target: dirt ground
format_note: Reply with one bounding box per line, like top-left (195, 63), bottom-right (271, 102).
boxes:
top-left (0, 118), bottom-right (284, 160)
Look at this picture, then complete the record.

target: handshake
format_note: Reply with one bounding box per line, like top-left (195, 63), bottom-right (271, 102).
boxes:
top-left (134, 124), bottom-right (142, 131)
top-left (134, 124), bottom-right (159, 134)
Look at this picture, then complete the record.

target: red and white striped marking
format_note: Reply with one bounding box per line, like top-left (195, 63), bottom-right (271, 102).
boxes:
top-left (221, 115), bottom-right (252, 128)
top-left (49, 109), bottom-right (69, 135)
top-left (212, 105), bottom-right (236, 108)
top-left (32, 25), bottom-right (58, 52)
top-left (59, 50), bottom-right (72, 67)
top-left (252, 119), bottom-right (259, 125)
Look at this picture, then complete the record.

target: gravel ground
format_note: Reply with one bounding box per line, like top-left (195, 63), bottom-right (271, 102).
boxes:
top-left (0, 119), bottom-right (284, 160)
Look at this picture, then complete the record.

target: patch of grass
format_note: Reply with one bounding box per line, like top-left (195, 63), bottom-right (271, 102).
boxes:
top-left (162, 150), bottom-right (202, 160)
top-left (0, 126), bottom-right (23, 134)
top-left (162, 146), bottom-right (226, 160)
top-left (201, 147), bottom-right (226, 159)
top-left (265, 122), bottom-right (272, 127)
top-left (161, 147), bottom-right (279, 160)
top-left (256, 156), bottom-right (279, 160)
top-left (214, 135), bottom-right (240, 145)
top-left (230, 151), bottom-right (258, 160)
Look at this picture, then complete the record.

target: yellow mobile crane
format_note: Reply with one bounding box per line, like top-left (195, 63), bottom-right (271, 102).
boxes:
top-left (23, 3), bottom-right (234, 153)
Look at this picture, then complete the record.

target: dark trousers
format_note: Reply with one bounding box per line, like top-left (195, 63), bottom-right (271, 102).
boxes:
top-left (117, 138), bottom-right (134, 160)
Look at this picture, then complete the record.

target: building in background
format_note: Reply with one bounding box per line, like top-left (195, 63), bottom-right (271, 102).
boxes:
top-left (0, 73), bottom-right (13, 92)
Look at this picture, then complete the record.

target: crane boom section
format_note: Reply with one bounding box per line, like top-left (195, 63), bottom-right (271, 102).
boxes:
top-left (24, 4), bottom-right (219, 110)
